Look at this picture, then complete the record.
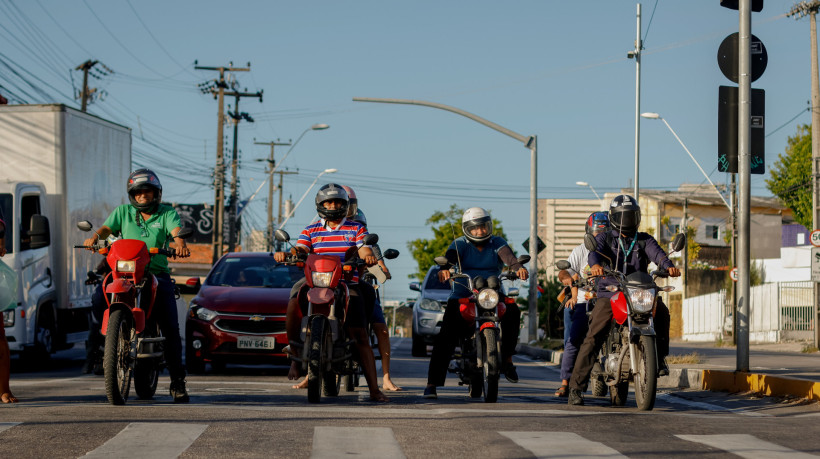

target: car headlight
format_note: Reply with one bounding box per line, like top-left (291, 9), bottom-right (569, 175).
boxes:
top-left (627, 287), bottom-right (656, 313)
top-left (311, 271), bottom-right (333, 288)
top-left (3, 310), bottom-right (14, 327)
top-left (116, 260), bottom-right (136, 273)
top-left (418, 298), bottom-right (442, 311)
top-left (477, 289), bottom-right (499, 310)
top-left (195, 307), bottom-right (218, 321)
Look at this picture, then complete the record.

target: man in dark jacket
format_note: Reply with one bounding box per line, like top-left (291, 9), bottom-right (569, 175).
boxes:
top-left (568, 195), bottom-right (680, 406)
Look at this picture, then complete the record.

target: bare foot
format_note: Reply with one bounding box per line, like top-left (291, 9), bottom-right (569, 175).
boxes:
top-left (382, 377), bottom-right (403, 391)
top-left (1, 392), bottom-right (18, 403)
top-left (369, 390), bottom-right (389, 403)
top-left (291, 378), bottom-right (308, 389)
top-left (287, 361), bottom-right (301, 381)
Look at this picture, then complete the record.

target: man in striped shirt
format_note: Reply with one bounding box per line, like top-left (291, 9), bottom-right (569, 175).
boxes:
top-left (274, 183), bottom-right (387, 402)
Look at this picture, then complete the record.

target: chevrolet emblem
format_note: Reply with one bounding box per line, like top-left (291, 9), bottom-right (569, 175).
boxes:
top-left (249, 315), bottom-right (264, 322)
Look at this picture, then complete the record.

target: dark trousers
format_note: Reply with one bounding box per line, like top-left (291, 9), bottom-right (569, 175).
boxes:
top-left (153, 273), bottom-right (186, 381)
top-left (427, 297), bottom-right (521, 386)
top-left (569, 297), bottom-right (670, 392)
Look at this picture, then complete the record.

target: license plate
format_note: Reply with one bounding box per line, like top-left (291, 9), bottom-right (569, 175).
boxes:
top-left (236, 336), bottom-right (276, 350)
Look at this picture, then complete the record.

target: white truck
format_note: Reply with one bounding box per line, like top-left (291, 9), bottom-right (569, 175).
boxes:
top-left (0, 104), bottom-right (131, 360)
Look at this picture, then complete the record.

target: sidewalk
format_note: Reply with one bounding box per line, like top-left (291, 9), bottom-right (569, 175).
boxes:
top-left (517, 340), bottom-right (820, 402)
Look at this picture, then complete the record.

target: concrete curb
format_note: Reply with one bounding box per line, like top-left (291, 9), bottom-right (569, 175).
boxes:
top-left (518, 345), bottom-right (820, 401)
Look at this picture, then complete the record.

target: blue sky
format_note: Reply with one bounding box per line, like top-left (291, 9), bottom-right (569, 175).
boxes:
top-left (0, 1), bottom-right (812, 301)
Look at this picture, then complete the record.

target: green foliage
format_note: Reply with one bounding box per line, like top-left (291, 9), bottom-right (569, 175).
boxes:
top-left (722, 261), bottom-right (766, 292)
top-left (406, 204), bottom-right (509, 281)
top-left (685, 226), bottom-right (701, 265)
top-left (766, 124), bottom-right (812, 229)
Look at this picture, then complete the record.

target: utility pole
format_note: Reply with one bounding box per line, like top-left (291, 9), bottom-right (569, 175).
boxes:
top-left (682, 198), bottom-right (688, 300)
top-left (788, 0), bottom-right (820, 349)
top-left (75, 60), bottom-right (98, 112)
top-left (254, 140), bottom-right (291, 251)
top-left (628, 3), bottom-right (642, 201)
top-left (195, 62), bottom-right (250, 263)
top-left (731, 173), bottom-right (738, 345)
top-left (226, 89), bottom-right (263, 253)
top-left (276, 170), bottom-right (298, 250)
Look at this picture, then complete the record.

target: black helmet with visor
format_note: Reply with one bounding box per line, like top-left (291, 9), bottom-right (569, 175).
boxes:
top-left (315, 183), bottom-right (349, 221)
top-left (608, 195), bottom-right (641, 234)
top-left (127, 168), bottom-right (162, 213)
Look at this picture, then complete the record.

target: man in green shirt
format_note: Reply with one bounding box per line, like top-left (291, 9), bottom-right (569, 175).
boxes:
top-left (83, 169), bottom-right (191, 403)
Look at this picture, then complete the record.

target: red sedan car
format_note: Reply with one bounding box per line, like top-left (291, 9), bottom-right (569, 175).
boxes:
top-left (185, 252), bottom-right (304, 373)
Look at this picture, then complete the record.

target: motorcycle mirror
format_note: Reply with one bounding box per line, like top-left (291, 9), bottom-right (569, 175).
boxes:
top-left (517, 254), bottom-right (531, 265)
top-left (555, 260), bottom-right (571, 270)
top-left (671, 233), bottom-right (687, 252)
top-left (176, 227), bottom-right (194, 239)
top-left (344, 245), bottom-right (358, 261)
top-left (363, 233), bottom-right (379, 246)
top-left (274, 229), bottom-right (290, 242)
top-left (77, 221), bottom-right (93, 232)
top-left (433, 256), bottom-right (449, 267)
top-left (383, 248), bottom-right (399, 260)
top-left (583, 233), bottom-right (597, 251)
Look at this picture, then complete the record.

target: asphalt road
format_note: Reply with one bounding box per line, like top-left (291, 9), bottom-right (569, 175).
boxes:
top-left (2, 338), bottom-right (819, 458)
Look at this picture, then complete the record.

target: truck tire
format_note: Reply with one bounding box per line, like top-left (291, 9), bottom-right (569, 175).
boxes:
top-left (104, 309), bottom-right (134, 405)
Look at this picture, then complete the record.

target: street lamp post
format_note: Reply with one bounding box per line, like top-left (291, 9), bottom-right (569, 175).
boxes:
top-left (279, 168), bottom-right (338, 229)
top-left (352, 96), bottom-right (540, 343)
top-left (576, 181), bottom-right (604, 209)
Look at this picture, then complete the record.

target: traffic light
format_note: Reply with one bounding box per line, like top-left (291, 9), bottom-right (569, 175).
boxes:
top-left (719, 0), bottom-right (763, 12)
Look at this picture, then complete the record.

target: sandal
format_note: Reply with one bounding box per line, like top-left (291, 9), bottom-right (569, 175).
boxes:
top-left (554, 385), bottom-right (569, 397)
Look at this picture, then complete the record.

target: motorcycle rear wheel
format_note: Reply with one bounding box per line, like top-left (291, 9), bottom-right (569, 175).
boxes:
top-left (633, 335), bottom-right (658, 411)
top-left (307, 316), bottom-right (329, 403)
top-left (104, 309), bottom-right (134, 405)
top-left (134, 322), bottom-right (161, 400)
top-left (591, 359), bottom-right (607, 397)
top-left (481, 328), bottom-right (500, 403)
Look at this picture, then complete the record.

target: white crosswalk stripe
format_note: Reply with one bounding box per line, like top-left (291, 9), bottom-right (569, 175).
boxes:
top-left (81, 422), bottom-right (207, 459)
top-left (0, 423), bottom-right (20, 434)
top-left (676, 434), bottom-right (819, 459)
top-left (311, 426), bottom-right (405, 459)
top-left (501, 432), bottom-right (627, 458)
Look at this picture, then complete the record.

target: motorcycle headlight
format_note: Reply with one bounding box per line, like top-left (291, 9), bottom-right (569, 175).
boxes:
top-left (627, 287), bottom-right (656, 313)
top-left (116, 260), bottom-right (136, 273)
top-left (477, 289), bottom-right (499, 310)
top-left (195, 307), bottom-right (218, 322)
top-left (418, 298), bottom-right (442, 311)
top-left (311, 271), bottom-right (333, 288)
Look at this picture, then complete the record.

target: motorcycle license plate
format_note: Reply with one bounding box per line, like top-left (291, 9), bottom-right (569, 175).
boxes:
top-left (237, 336), bottom-right (276, 350)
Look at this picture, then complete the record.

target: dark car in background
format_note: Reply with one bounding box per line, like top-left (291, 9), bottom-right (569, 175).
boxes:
top-left (185, 252), bottom-right (304, 373)
top-left (409, 265), bottom-right (451, 357)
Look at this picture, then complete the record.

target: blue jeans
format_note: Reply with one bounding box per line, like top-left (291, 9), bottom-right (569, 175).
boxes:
top-left (560, 302), bottom-right (588, 382)
top-left (563, 306), bottom-right (572, 344)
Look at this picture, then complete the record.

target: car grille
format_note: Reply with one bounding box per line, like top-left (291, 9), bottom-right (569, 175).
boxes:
top-left (214, 318), bottom-right (286, 335)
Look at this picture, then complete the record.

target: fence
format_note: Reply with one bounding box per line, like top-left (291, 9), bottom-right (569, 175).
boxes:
top-left (681, 281), bottom-right (815, 343)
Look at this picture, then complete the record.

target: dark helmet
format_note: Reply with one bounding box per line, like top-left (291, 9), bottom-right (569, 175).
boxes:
top-left (608, 195), bottom-right (641, 234)
top-left (585, 211), bottom-right (610, 235)
top-left (462, 207), bottom-right (493, 244)
top-left (315, 183), bottom-right (349, 220)
top-left (127, 168), bottom-right (162, 213)
top-left (341, 185), bottom-right (358, 218)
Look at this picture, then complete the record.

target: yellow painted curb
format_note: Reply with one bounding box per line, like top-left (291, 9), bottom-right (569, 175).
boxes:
top-left (702, 370), bottom-right (820, 402)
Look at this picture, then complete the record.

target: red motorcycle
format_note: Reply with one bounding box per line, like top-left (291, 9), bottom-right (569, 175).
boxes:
top-left (275, 229), bottom-right (376, 403)
top-left (434, 254), bottom-right (530, 403)
top-left (76, 221), bottom-right (192, 405)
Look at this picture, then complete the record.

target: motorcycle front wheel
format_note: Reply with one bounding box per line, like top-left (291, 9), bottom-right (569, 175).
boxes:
top-left (134, 322), bottom-right (161, 400)
top-left (633, 335), bottom-right (658, 411)
top-left (307, 316), bottom-right (330, 403)
top-left (480, 327), bottom-right (500, 403)
top-left (103, 309), bottom-right (134, 405)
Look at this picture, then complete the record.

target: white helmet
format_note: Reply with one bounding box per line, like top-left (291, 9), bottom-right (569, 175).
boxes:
top-left (462, 207), bottom-right (493, 244)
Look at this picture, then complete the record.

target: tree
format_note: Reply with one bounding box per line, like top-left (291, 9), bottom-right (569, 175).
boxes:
top-left (407, 204), bottom-right (509, 281)
top-left (766, 124), bottom-right (812, 229)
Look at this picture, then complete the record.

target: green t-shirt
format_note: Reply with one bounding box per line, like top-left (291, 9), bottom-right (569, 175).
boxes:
top-left (103, 204), bottom-right (182, 274)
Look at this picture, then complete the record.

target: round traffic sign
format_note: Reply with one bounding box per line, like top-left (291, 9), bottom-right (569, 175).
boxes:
top-left (730, 267), bottom-right (738, 282)
top-left (717, 33), bottom-right (767, 83)
top-left (811, 229), bottom-right (820, 247)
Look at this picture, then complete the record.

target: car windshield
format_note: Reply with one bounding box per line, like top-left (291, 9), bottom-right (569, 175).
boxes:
top-left (424, 268), bottom-right (450, 291)
top-left (206, 258), bottom-right (304, 288)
